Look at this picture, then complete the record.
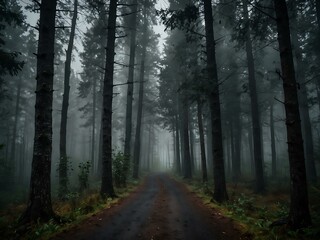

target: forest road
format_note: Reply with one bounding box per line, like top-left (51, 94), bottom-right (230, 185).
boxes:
top-left (53, 173), bottom-right (250, 240)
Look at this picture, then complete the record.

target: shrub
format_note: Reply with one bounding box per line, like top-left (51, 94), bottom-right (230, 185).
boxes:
top-left (113, 151), bottom-right (130, 188)
top-left (78, 161), bottom-right (91, 193)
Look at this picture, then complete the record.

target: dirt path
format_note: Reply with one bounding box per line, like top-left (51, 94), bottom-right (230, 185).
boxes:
top-left (54, 173), bottom-right (250, 240)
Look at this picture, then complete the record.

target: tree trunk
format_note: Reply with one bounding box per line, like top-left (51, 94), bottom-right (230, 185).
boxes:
top-left (20, 0), bottom-right (57, 223)
top-left (243, 0), bottom-right (265, 193)
top-left (100, 0), bottom-right (117, 198)
top-left (270, 101), bottom-right (277, 178)
top-left (182, 98), bottom-right (192, 179)
top-left (197, 100), bottom-right (207, 182)
top-left (124, 0), bottom-right (138, 161)
top-left (175, 114), bottom-right (181, 174)
top-left (132, 6), bottom-right (147, 179)
top-left (97, 111), bottom-right (103, 178)
top-left (11, 76), bottom-right (22, 179)
top-left (206, 113), bottom-right (213, 174)
top-left (273, 0), bottom-right (312, 229)
top-left (91, 77), bottom-right (96, 174)
top-left (316, 0), bottom-right (320, 28)
top-left (289, 1), bottom-right (317, 183)
top-left (230, 124), bottom-right (234, 179)
top-left (233, 88), bottom-right (241, 181)
top-left (247, 123), bottom-right (254, 175)
top-left (203, 0), bottom-right (228, 202)
top-left (59, 0), bottom-right (78, 198)
top-left (189, 121), bottom-right (195, 173)
top-left (147, 125), bottom-right (152, 171)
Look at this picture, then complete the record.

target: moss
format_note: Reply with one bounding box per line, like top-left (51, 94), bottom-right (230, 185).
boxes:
top-left (177, 176), bottom-right (320, 240)
top-left (0, 179), bottom-right (141, 240)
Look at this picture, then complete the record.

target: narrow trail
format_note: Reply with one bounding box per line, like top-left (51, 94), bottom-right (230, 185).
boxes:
top-left (54, 173), bottom-right (249, 240)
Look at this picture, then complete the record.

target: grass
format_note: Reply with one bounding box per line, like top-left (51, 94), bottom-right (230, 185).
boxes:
top-left (0, 179), bottom-right (141, 240)
top-left (179, 176), bottom-right (320, 240)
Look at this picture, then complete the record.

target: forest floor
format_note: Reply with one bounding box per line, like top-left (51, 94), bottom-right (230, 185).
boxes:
top-left (52, 173), bottom-right (249, 240)
top-left (1, 173), bottom-right (319, 239)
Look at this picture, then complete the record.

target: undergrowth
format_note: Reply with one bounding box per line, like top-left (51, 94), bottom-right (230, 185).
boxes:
top-left (181, 177), bottom-right (320, 240)
top-left (0, 180), bottom-right (141, 240)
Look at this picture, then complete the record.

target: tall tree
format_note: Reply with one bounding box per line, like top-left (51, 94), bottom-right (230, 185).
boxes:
top-left (20, 0), bottom-right (58, 223)
top-left (59, 0), bottom-right (78, 198)
top-left (289, 0), bottom-right (317, 184)
top-left (132, 4), bottom-right (148, 179)
top-left (100, 0), bottom-right (117, 198)
top-left (273, 0), bottom-right (311, 229)
top-left (124, 0), bottom-right (138, 162)
top-left (242, 0), bottom-right (265, 193)
top-left (203, 0), bottom-right (228, 202)
top-left (197, 99), bottom-right (207, 182)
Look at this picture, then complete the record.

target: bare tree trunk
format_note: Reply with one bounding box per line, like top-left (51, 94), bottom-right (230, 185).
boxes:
top-left (147, 125), bottom-right (152, 171)
top-left (97, 111), bottom-right (103, 178)
top-left (233, 89), bottom-right (241, 181)
top-left (247, 123), bottom-right (254, 175)
top-left (243, 0), bottom-right (264, 193)
top-left (203, 0), bottom-right (228, 202)
top-left (182, 98), bottom-right (192, 179)
top-left (229, 124), bottom-right (234, 179)
top-left (20, 0), bottom-right (57, 223)
top-left (289, 1), bottom-right (317, 183)
top-left (273, 0), bottom-right (311, 229)
top-left (59, 0), bottom-right (78, 198)
top-left (269, 77), bottom-right (277, 178)
top-left (189, 118), bottom-right (195, 173)
top-left (197, 100), bottom-right (207, 182)
top-left (100, 0), bottom-right (117, 198)
top-left (133, 6), bottom-right (147, 179)
top-left (175, 114), bottom-right (181, 174)
top-left (206, 114), bottom-right (213, 174)
top-left (270, 101), bottom-right (277, 178)
top-left (11, 77), bottom-right (22, 179)
top-left (91, 77), bottom-right (97, 174)
top-left (124, 0), bottom-right (138, 161)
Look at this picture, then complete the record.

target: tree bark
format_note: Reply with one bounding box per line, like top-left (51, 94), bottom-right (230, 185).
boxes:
top-left (91, 76), bottom-right (96, 174)
top-left (203, 0), bottom-right (228, 202)
top-left (132, 6), bottom-right (147, 179)
top-left (243, 0), bottom-right (265, 193)
top-left (270, 100), bottom-right (277, 178)
top-left (100, 0), bottom-right (117, 198)
top-left (197, 100), bottom-right (207, 182)
top-left (59, 0), bottom-right (78, 198)
top-left (124, 0), bottom-right (138, 161)
top-left (232, 86), bottom-right (241, 181)
top-left (182, 98), bottom-right (192, 179)
top-left (273, 0), bottom-right (312, 229)
top-left (11, 76), bottom-right (22, 178)
top-left (20, 0), bottom-right (57, 223)
top-left (189, 118), bottom-right (195, 173)
top-left (206, 113), bottom-right (213, 174)
top-left (175, 114), bottom-right (181, 174)
top-left (289, 0), bottom-right (317, 183)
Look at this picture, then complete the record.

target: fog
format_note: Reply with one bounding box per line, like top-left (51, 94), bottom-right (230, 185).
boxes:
top-left (0, 0), bottom-right (319, 236)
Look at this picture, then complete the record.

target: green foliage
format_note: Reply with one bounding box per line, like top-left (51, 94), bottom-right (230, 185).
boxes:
top-left (0, 0), bottom-right (24, 80)
top-left (33, 219), bottom-right (60, 239)
top-left (112, 151), bottom-right (130, 188)
top-left (78, 161), bottom-right (91, 193)
top-left (157, 4), bottom-right (199, 32)
top-left (227, 193), bottom-right (255, 216)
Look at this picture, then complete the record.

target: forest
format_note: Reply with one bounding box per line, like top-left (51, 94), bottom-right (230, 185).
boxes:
top-left (0, 0), bottom-right (320, 239)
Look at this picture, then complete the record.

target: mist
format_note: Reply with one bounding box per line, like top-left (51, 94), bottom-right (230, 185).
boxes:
top-left (0, 0), bottom-right (319, 239)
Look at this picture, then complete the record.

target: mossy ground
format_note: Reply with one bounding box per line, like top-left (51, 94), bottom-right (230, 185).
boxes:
top-left (179, 175), bottom-right (320, 240)
top-left (0, 180), bottom-right (141, 240)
